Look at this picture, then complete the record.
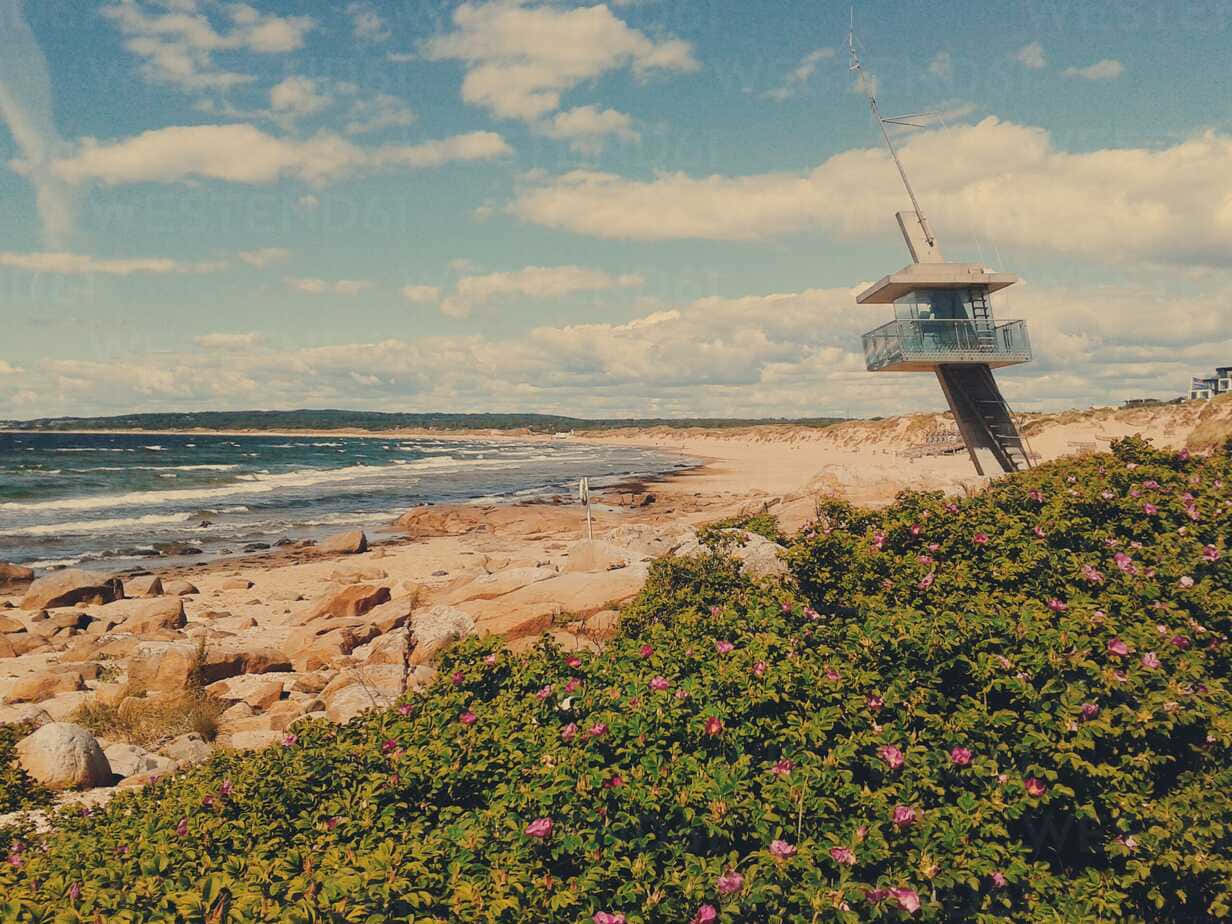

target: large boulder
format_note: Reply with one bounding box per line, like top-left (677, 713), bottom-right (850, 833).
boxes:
top-left (21, 570), bottom-right (123, 610)
top-left (442, 566), bottom-right (558, 605)
top-left (0, 632), bottom-right (45, 658)
top-left (103, 742), bottom-right (174, 779)
top-left (16, 722), bottom-right (112, 790)
top-left (320, 665), bottom-right (406, 723)
top-left (123, 575), bottom-right (163, 598)
top-left (98, 597), bottom-right (187, 635)
top-left (562, 539), bottom-right (637, 574)
top-left (160, 732), bottom-right (212, 766)
top-left (1, 670), bottom-right (88, 704)
top-left (407, 604), bottom-right (476, 666)
top-left (0, 562), bottom-right (35, 588)
top-left (673, 529), bottom-right (789, 580)
top-left (126, 640), bottom-right (290, 696)
top-left (162, 580), bottom-right (199, 596)
top-left (290, 584), bottom-right (391, 626)
top-left (285, 618), bottom-right (383, 672)
top-left (320, 529), bottom-right (367, 555)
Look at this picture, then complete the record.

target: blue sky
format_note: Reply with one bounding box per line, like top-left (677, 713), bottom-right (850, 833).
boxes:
top-left (1, 0), bottom-right (1230, 420)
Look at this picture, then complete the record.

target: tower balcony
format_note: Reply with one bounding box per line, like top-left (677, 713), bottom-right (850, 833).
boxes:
top-left (863, 318), bottom-right (1032, 372)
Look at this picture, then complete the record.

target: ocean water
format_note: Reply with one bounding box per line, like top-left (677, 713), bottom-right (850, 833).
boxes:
top-left (0, 431), bottom-right (688, 573)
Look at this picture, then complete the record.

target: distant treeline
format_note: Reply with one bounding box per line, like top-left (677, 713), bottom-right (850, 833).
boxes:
top-left (2, 409), bottom-right (847, 433)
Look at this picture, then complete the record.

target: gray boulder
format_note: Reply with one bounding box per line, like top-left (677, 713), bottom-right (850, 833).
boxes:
top-left (16, 722), bottom-right (112, 790)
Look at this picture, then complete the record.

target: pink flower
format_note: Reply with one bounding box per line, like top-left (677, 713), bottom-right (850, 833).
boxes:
top-left (397, 703), bottom-right (414, 716)
top-left (524, 817), bottom-right (553, 838)
top-left (1107, 638), bottom-right (1130, 657)
top-left (459, 710), bottom-right (478, 725)
top-left (878, 744), bottom-right (904, 770)
top-left (715, 640), bottom-right (734, 654)
top-left (325, 816), bottom-right (339, 830)
top-left (950, 746), bottom-right (972, 766)
top-left (220, 779), bottom-right (233, 797)
top-left (593, 914), bottom-right (626, 924)
top-left (769, 839), bottom-right (797, 860)
top-left (639, 644), bottom-right (654, 658)
top-left (824, 668), bottom-right (841, 682)
top-left (484, 653), bottom-right (498, 666)
top-left (1080, 702), bottom-right (1100, 720)
top-left (1024, 777), bottom-right (1046, 798)
top-left (1143, 502), bottom-right (1158, 515)
top-left (1171, 635), bottom-right (1191, 650)
top-left (282, 733), bottom-right (297, 747)
top-left (973, 532), bottom-right (990, 545)
top-left (1034, 525), bottom-right (1047, 539)
top-left (830, 846), bottom-right (856, 865)
top-left (564, 678), bottom-right (582, 694)
top-left (867, 694), bottom-right (884, 711)
top-left (872, 531), bottom-right (886, 551)
top-left (704, 716), bottom-right (724, 737)
top-left (890, 888), bottom-right (921, 914)
top-left (891, 805), bottom-right (917, 828)
top-left (1141, 651), bottom-right (1161, 669)
top-left (917, 572), bottom-right (935, 591)
top-left (561, 722), bottom-right (578, 741)
top-left (716, 869), bottom-right (744, 894)
top-left (536, 685), bottom-right (553, 701)
top-left (68, 881), bottom-right (81, 902)
top-left (691, 905), bottom-right (718, 924)
top-left (604, 774), bottom-right (624, 788)
top-left (565, 656), bottom-right (583, 669)
top-left (1081, 564), bottom-right (1105, 585)
top-left (1203, 545), bottom-right (1221, 562)
top-left (381, 738), bottom-right (399, 754)
top-left (1178, 448), bottom-right (1191, 461)
top-left (1179, 575), bottom-right (1194, 588)
top-left (1048, 598), bottom-right (1068, 613)
top-left (753, 660), bottom-right (767, 677)
top-left (175, 818), bottom-right (189, 837)
top-left (770, 758), bottom-right (794, 776)
top-left (990, 871), bottom-right (1008, 888)
top-left (588, 722), bottom-right (608, 738)
top-left (649, 675), bottom-right (670, 692)
top-left (1028, 489), bottom-right (1044, 502)
top-left (450, 670), bottom-right (465, 686)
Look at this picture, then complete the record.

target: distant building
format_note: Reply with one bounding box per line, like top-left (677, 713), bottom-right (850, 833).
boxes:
top-left (1189, 366), bottom-right (1232, 401)
top-left (1123, 398), bottom-right (1163, 408)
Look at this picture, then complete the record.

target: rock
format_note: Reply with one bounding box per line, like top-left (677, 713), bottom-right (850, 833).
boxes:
top-left (126, 640), bottom-right (290, 696)
top-left (162, 580), bottom-right (199, 596)
top-left (0, 615), bottom-right (25, 633)
top-left (472, 568), bottom-right (647, 625)
top-left (407, 604), bottom-right (475, 667)
top-left (104, 742), bottom-right (174, 779)
top-left (443, 566), bottom-right (558, 605)
top-left (356, 626), bottom-right (410, 667)
top-left (321, 665), bottom-right (405, 723)
top-left (0, 702), bottom-right (53, 727)
top-left (32, 610), bottom-right (93, 634)
top-left (21, 570), bottom-right (123, 610)
top-left (0, 632), bottom-right (45, 658)
top-left (242, 543), bottom-right (270, 552)
top-left (1, 670), bottom-right (87, 704)
top-left (222, 577), bottom-right (254, 590)
top-left (160, 732), bottom-right (212, 766)
top-left (290, 584), bottom-right (391, 625)
top-left (263, 698), bottom-right (311, 731)
top-left (364, 595), bottom-right (417, 633)
top-left (673, 530), bottom-right (789, 580)
top-left (124, 575), bottom-right (163, 598)
top-left (562, 539), bottom-right (637, 574)
top-left (224, 729), bottom-right (283, 751)
top-left (285, 619), bottom-right (383, 672)
top-left (508, 629), bottom-right (602, 656)
top-left (328, 566), bottom-right (388, 584)
top-left (582, 609), bottom-right (621, 640)
top-left (103, 597), bottom-right (187, 635)
top-left (16, 723), bottom-right (111, 790)
top-left (152, 542), bottom-right (203, 557)
top-left (0, 562), bottom-right (35, 587)
top-left (320, 529), bottom-right (367, 555)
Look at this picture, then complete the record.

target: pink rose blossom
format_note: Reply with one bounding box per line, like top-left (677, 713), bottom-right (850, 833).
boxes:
top-left (1171, 635), bottom-right (1191, 649)
top-left (1080, 702), bottom-right (1100, 720)
top-left (1141, 651), bottom-right (1161, 669)
top-left (771, 758), bottom-right (794, 776)
top-left (691, 905), bottom-right (718, 924)
top-left (459, 710), bottom-right (478, 725)
top-left (1081, 564), bottom-right (1105, 585)
top-left (524, 817), bottom-right (553, 838)
top-left (68, 881), bottom-right (81, 902)
top-left (1024, 777), bottom-right (1047, 798)
top-left (649, 676), bottom-right (670, 692)
top-left (950, 746), bottom-right (972, 766)
top-left (973, 532), bottom-right (990, 545)
top-left (1143, 503), bottom-right (1158, 515)
top-left (1179, 576), bottom-right (1194, 588)
top-left (872, 531), bottom-right (886, 550)
top-left (878, 744), bottom-right (905, 770)
top-left (716, 870), bottom-right (745, 894)
top-left (450, 671), bottom-right (465, 686)
top-left (1034, 525), bottom-right (1047, 539)
top-left (1203, 545), bottom-right (1221, 562)
top-left (565, 656), bottom-right (583, 669)
top-left (175, 818), bottom-right (189, 837)
top-left (564, 678), bottom-right (581, 694)
top-left (825, 668), bottom-right (841, 682)
top-left (753, 660), bottom-right (767, 677)
top-left (704, 716), bottom-right (724, 737)
top-left (1107, 638), bottom-right (1130, 657)
top-left (397, 703), bottom-right (414, 716)
top-left (1029, 489), bottom-right (1044, 502)
top-left (220, 780), bottom-right (233, 797)
top-left (991, 871), bottom-right (1008, 888)
top-left (561, 722), bottom-right (578, 741)
top-left (769, 839), bottom-right (797, 859)
top-left (282, 733), bottom-right (297, 747)
top-left (536, 685), bottom-right (553, 700)
top-left (587, 722), bottom-right (608, 738)
top-left (1048, 598), bottom-right (1068, 613)
top-left (890, 888), bottom-right (921, 913)
top-left (867, 694), bottom-right (884, 711)
top-left (381, 738), bottom-right (399, 754)
top-left (639, 644), bottom-right (654, 658)
top-left (917, 572), bottom-right (935, 591)
top-left (604, 774), bottom-right (624, 788)
top-left (484, 653), bottom-right (498, 666)
top-left (593, 914), bottom-right (626, 924)
top-left (830, 846), bottom-right (856, 865)
top-left (892, 804), bottom-right (917, 828)
top-left (715, 640), bottom-right (734, 654)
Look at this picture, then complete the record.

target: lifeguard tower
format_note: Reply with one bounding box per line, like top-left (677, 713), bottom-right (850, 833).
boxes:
top-left (850, 36), bottom-right (1033, 476)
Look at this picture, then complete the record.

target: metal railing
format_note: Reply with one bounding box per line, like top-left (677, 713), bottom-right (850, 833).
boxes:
top-left (863, 318), bottom-right (1031, 371)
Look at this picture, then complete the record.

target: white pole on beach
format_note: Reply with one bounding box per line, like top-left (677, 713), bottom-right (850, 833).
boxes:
top-left (579, 477), bottom-right (592, 540)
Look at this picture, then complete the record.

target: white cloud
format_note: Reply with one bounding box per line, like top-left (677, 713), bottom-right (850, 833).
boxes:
top-left (510, 118), bottom-right (1232, 268)
top-left (440, 264), bottom-right (643, 318)
top-left (270, 76), bottom-right (331, 116)
top-left (422, 0), bottom-right (698, 121)
top-left (0, 251), bottom-right (225, 275)
top-left (102, 1), bottom-right (315, 91)
top-left (193, 332), bottom-right (264, 349)
top-left (344, 93), bottom-right (416, 135)
top-left (346, 2), bottom-right (390, 42)
top-left (287, 277), bottom-right (373, 295)
top-left (539, 106), bottom-right (638, 153)
top-left (400, 284), bottom-right (441, 303)
top-left (236, 247), bottom-right (290, 268)
top-left (43, 124), bottom-right (511, 187)
top-left (1013, 42), bottom-right (1046, 69)
top-left (928, 51), bottom-right (952, 79)
top-left (765, 47), bottom-right (835, 101)
top-left (1063, 59), bottom-right (1124, 81)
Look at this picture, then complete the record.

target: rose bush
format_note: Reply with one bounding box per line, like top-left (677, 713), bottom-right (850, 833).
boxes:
top-left (0, 437), bottom-right (1228, 921)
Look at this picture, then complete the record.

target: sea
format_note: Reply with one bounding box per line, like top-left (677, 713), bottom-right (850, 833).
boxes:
top-left (0, 431), bottom-right (689, 573)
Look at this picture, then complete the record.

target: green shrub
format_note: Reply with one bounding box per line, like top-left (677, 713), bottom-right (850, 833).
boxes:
top-left (697, 510), bottom-right (787, 546)
top-left (1, 437), bottom-right (1229, 921)
top-left (0, 722), bottom-right (52, 817)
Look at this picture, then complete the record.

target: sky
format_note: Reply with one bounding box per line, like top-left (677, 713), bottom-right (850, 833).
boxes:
top-left (1, 0), bottom-right (1230, 421)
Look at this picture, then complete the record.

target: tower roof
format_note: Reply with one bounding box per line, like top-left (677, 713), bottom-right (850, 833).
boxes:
top-left (856, 263), bottom-right (1019, 304)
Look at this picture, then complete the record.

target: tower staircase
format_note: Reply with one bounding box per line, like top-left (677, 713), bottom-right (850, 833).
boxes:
top-left (935, 364), bottom-right (1032, 475)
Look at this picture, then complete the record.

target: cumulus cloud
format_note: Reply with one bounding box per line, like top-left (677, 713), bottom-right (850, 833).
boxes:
top-left (441, 264), bottom-right (643, 317)
top-left (400, 284), bottom-right (441, 303)
top-left (346, 2), bottom-right (390, 42)
top-left (287, 277), bottom-right (372, 295)
top-left (1013, 42), bottom-right (1046, 69)
top-left (510, 118), bottom-right (1232, 267)
top-left (102, 0), bottom-right (315, 91)
top-left (0, 0), bottom-right (76, 246)
top-left (193, 332), bottom-right (264, 349)
top-left (538, 105), bottom-right (638, 153)
top-left (765, 47), bottom-right (835, 101)
top-left (1063, 59), bottom-right (1124, 80)
top-left (0, 251), bottom-right (226, 275)
top-left (928, 51), bottom-right (952, 79)
top-left (344, 93), bottom-right (416, 135)
top-left (42, 124), bottom-right (511, 187)
top-left (236, 247), bottom-right (290, 268)
top-left (269, 76), bottom-right (331, 116)
top-left (422, 0), bottom-right (698, 122)
top-left (7, 279), bottom-right (1229, 420)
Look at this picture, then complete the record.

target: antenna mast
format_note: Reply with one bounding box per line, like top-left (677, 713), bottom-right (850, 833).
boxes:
top-left (848, 22), bottom-right (937, 249)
